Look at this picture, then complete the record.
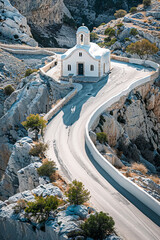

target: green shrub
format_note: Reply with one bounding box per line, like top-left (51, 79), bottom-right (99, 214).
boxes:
top-left (105, 38), bottom-right (117, 46)
top-left (114, 9), bottom-right (127, 19)
top-left (96, 132), bottom-right (108, 144)
top-left (100, 23), bottom-right (106, 26)
top-left (81, 211), bottom-right (115, 240)
top-left (130, 28), bottom-right (138, 36)
top-left (129, 7), bottom-right (137, 13)
top-left (66, 180), bottom-right (90, 205)
top-left (37, 160), bottom-right (56, 178)
top-left (143, 0), bottom-right (151, 7)
top-left (125, 37), bottom-right (130, 41)
top-left (90, 32), bottom-right (98, 41)
top-left (25, 68), bottom-right (38, 77)
top-left (116, 22), bottom-right (124, 28)
top-left (29, 142), bottom-right (48, 158)
top-left (104, 27), bottom-right (115, 36)
top-left (22, 114), bottom-right (47, 138)
top-left (126, 39), bottom-right (158, 58)
top-left (25, 195), bottom-right (60, 222)
top-left (104, 36), bottom-right (111, 42)
top-left (4, 85), bottom-right (15, 95)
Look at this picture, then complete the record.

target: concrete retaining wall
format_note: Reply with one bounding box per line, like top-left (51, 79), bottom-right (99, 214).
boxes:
top-left (85, 57), bottom-right (160, 216)
top-left (0, 46), bottom-right (55, 55)
top-left (44, 87), bottom-right (77, 121)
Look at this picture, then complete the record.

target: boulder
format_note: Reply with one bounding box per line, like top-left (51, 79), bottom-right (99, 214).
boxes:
top-left (131, 13), bottom-right (144, 19)
top-left (0, 0), bottom-right (38, 46)
top-left (99, 113), bottom-right (124, 146)
top-left (17, 162), bottom-right (42, 192)
top-left (66, 205), bottom-right (88, 219)
top-left (0, 137), bottom-right (33, 200)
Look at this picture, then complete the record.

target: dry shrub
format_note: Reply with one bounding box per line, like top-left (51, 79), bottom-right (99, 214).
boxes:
top-left (125, 171), bottom-right (133, 177)
top-left (131, 163), bottom-right (148, 174)
top-left (150, 176), bottom-right (160, 184)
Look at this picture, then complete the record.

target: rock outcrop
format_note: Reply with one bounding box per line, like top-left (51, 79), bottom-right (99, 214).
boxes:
top-left (0, 0), bottom-right (38, 46)
top-left (0, 72), bottom-right (71, 181)
top-left (94, 79), bottom-right (160, 173)
top-left (10, 0), bottom-right (76, 47)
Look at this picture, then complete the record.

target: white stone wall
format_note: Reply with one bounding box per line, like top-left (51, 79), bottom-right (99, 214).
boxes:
top-left (62, 49), bottom-right (99, 77)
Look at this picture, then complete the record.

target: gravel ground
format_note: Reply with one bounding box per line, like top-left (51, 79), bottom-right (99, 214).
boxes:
top-left (0, 49), bottom-right (49, 88)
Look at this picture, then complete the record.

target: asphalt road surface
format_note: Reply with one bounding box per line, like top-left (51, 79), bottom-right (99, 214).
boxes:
top-left (44, 60), bottom-right (160, 240)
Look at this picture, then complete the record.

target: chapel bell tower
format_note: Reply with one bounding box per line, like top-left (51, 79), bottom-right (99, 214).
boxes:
top-left (76, 25), bottom-right (90, 46)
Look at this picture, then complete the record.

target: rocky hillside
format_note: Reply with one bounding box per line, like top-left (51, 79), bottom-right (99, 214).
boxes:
top-left (0, 0), bottom-right (37, 46)
top-left (64, 0), bottom-right (142, 27)
top-left (92, 0), bottom-right (160, 63)
top-left (10, 0), bottom-right (76, 48)
top-left (7, 0), bottom-right (143, 47)
top-left (92, 78), bottom-right (160, 200)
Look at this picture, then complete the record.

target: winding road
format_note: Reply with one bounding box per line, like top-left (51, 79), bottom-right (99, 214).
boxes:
top-left (44, 60), bottom-right (160, 240)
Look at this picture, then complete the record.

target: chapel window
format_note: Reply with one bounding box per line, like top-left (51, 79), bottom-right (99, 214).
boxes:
top-left (79, 52), bottom-right (82, 57)
top-left (90, 65), bottom-right (94, 71)
top-left (80, 34), bottom-right (84, 44)
top-left (68, 64), bottom-right (71, 71)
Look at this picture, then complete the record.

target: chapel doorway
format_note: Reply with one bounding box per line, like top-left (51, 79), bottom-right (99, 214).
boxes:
top-left (78, 63), bottom-right (84, 75)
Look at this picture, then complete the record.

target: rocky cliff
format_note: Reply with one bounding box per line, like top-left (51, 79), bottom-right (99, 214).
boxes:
top-left (0, 0), bottom-right (38, 46)
top-left (94, 79), bottom-right (160, 173)
top-left (10, 0), bottom-right (76, 47)
top-left (93, 1), bottom-right (160, 63)
top-left (8, 0), bottom-right (143, 47)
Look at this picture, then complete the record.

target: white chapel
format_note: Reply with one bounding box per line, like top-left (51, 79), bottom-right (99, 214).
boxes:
top-left (61, 25), bottom-right (110, 80)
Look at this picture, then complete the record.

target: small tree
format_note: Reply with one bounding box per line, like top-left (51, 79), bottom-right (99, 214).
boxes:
top-left (25, 195), bottom-right (60, 222)
top-left (25, 68), bottom-right (38, 77)
top-left (114, 9), bottom-right (127, 19)
top-left (37, 160), bottom-right (56, 178)
top-left (126, 39), bottom-right (158, 58)
top-left (22, 114), bottom-right (47, 139)
top-left (130, 28), bottom-right (138, 36)
top-left (66, 180), bottom-right (90, 205)
top-left (143, 0), bottom-right (151, 7)
top-left (96, 132), bottom-right (108, 144)
top-left (81, 211), bottom-right (115, 240)
top-left (4, 85), bottom-right (15, 95)
top-left (90, 32), bottom-right (98, 41)
top-left (129, 7), bottom-right (137, 13)
top-left (104, 27), bottom-right (115, 36)
top-left (29, 142), bottom-right (48, 158)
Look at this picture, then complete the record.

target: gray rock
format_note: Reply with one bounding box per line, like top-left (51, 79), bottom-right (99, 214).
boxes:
top-left (131, 13), bottom-right (144, 19)
top-left (140, 156), bottom-right (157, 174)
top-left (66, 205), bottom-right (88, 219)
top-left (89, 130), bottom-right (97, 144)
top-left (0, 200), bottom-right (7, 209)
top-left (0, 137), bottom-right (33, 200)
top-left (17, 162), bottom-right (42, 192)
top-left (0, 0), bottom-right (38, 46)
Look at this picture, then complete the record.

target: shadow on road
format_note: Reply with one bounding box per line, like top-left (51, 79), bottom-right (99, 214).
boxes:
top-left (61, 75), bottom-right (109, 126)
top-left (85, 144), bottom-right (160, 227)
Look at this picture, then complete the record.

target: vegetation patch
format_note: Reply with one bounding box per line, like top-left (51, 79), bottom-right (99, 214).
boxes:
top-left (131, 162), bottom-right (148, 174)
top-left (130, 28), bottom-right (138, 36)
top-left (129, 7), bottom-right (137, 14)
top-left (96, 132), bottom-right (108, 144)
top-left (81, 211), bottom-right (115, 240)
top-left (4, 85), bottom-right (15, 95)
top-left (104, 27), bottom-right (115, 36)
top-left (29, 142), bottom-right (48, 158)
top-left (114, 9), bottom-right (127, 19)
top-left (25, 195), bottom-right (61, 222)
top-left (66, 180), bottom-right (90, 205)
top-left (90, 32), bottom-right (98, 41)
top-left (37, 160), bottom-right (56, 178)
top-left (25, 68), bottom-right (38, 77)
top-left (126, 39), bottom-right (158, 58)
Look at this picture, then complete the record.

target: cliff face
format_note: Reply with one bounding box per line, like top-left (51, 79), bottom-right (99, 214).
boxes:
top-left (10, 0), bottom-right (76, 47)
top-left (9, 0), bottom-right (142, 47)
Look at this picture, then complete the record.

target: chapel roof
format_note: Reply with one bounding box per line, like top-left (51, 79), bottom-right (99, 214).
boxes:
top-left (77, 26), bottom-right (90, 34)
top-left (61, 42), bottom-right (110, 60)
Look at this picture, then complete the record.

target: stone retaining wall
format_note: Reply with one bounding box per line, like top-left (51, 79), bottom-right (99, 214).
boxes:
top-left (85, 57), bottom-right (160, 216)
